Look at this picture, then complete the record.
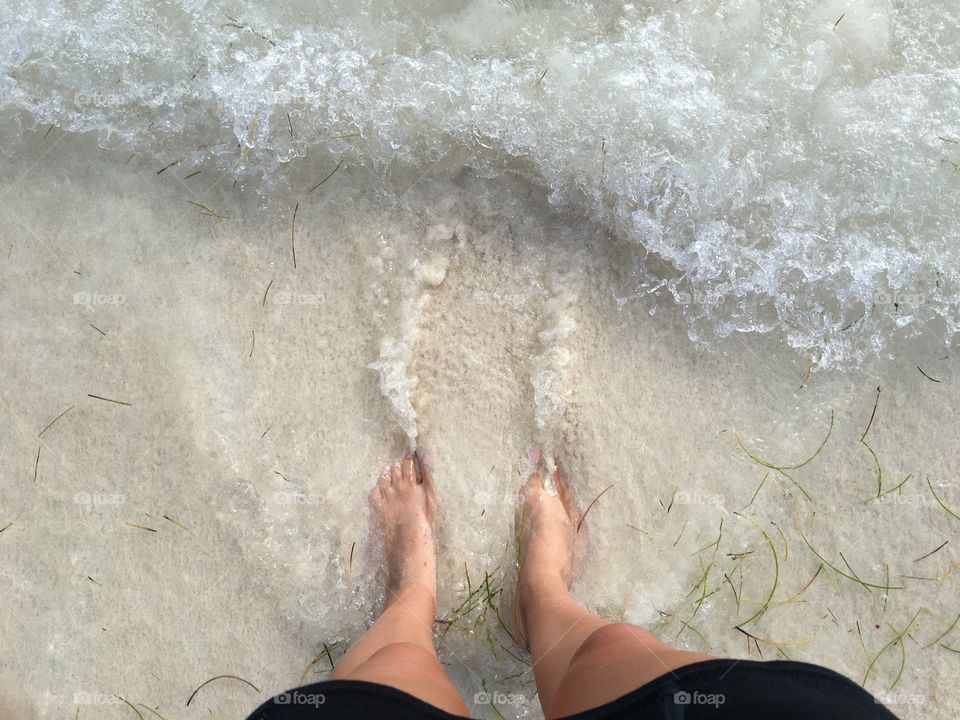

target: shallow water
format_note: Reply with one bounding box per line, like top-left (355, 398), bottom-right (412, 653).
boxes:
top-left (1, 138), bottom-right (958, 720)
top-left (1, 2), bottom-right (960, 719)
top-left (4, 0), bottom-right (960, 365)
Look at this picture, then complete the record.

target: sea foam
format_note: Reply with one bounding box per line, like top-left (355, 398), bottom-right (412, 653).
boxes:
top-left (3, 0), bottom-right (959, 367)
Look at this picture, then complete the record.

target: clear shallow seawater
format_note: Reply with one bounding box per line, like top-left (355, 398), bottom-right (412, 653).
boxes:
top-left (4, 0), bottom-right (960, 367)
top-left (2, 3), bottom-right (960, 720)
top-left (1, 127), bottom-right (957, 720)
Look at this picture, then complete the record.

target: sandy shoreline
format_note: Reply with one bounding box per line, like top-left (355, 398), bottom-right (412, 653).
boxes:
top-left (1, 135), bottom-right (958, 719)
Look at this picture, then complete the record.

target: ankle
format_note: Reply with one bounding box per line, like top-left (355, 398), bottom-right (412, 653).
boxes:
top-left (519, 565), bottom-right (568, 597)
top-left (518, 570), bottom-right (571, 624)
top-left (384, 583), bottom-right (437, 619)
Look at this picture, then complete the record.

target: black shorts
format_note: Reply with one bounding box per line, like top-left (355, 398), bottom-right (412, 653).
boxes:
top-left (244, 659), bottom-right (900, 719)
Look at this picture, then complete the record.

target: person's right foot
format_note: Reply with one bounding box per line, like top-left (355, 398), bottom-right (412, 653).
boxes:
top-left (516, 465), bottom-right (586, 633)
top-left (368, 453), bottom-right (437, 608)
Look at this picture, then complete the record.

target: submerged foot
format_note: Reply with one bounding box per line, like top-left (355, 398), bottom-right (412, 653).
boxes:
top-left (368, 453), bottom-right (437, 607)
top-left (516, 464), bottom-right (586, 637)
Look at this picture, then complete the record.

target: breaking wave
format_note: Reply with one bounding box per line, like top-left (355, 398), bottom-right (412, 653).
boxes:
top-left (4, 0), bottom-right (960, 366)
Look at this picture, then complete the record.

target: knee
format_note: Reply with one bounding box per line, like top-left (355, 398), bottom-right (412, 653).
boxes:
top-left (344, 642), bottom-right (468, 716)
top-left (568, 624), bottom-right (667, 669)
top-left (369, 642), bottom-right (437, 666)
top-left (345, 642), bottom-right (437, 678)
top-left (548, 625), bottom-right (713, 719)
top-left (330, 641), bottom-right (422, 681)
top-left (565, 623), bottom-right (717, 689)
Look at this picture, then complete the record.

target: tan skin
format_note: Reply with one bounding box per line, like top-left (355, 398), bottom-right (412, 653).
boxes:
top-left (330, 455), bottom-right (714, 718)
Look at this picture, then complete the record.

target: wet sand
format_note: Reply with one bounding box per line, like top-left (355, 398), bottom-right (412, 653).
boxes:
top-left (1, 136), bottom-right (958, 719)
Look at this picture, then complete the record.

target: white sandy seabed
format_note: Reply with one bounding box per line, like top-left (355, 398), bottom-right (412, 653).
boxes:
top-left (1, 134), bottom-right (959, 720)
top-left (2, 1), bottom-right (960, 719)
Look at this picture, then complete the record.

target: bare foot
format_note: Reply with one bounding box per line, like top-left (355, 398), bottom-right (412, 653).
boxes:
top-left (516, 465), bottom-right (586, 636)
top-left (368, 453), bottom-right (437, 607)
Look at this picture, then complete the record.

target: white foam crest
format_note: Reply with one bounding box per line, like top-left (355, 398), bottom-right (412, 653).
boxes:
top-left (530, 270), bottom-right (579, 457)
top-left (4, 0), bottom-right (960, 366)
top-left (367, 232), bottom-right (450, 446)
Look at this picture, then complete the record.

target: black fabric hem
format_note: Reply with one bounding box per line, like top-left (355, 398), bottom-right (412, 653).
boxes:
top-left (244, 659), bottom-right (899, 720)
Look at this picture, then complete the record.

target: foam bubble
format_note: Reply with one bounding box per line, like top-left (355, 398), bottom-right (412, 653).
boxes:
top-left (4, 0), bottom-right (959, 366)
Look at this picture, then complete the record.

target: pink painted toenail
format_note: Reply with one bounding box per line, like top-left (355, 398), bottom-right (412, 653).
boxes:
top-left (530, 450), bottom-right (542, 463)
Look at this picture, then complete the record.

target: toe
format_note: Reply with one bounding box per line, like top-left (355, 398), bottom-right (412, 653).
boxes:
top-left (523, 472), bottom-right (544, 501)
top-left (390, 459), bottom-right (402, 485)
top-left (525, 471), bottom-right (541, 490)
top-left (415, 451), bottom-right (433, 486)
top-left (377, 466), bottom-right (391, 489)
top-left (401, 453), bottom-right (416, 485)
top-left (553, 467), bottom-right (570, 502)
top-left (368, 486), bottom-right (384, 505)
top-left (553, 466), bottom-right (581, 519)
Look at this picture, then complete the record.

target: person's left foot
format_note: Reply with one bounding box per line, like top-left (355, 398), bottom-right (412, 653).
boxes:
top-left (514, 465), bottom-right (586, 643)
top-left (368, 453), bottom-right (437, 607)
